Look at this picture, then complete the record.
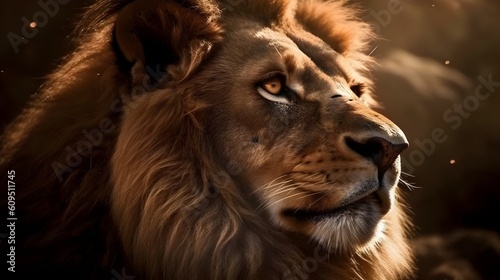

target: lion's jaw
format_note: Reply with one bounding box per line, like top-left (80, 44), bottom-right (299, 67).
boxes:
top-left (202, 23), bottom-right (408, 255)
top-left (270, 156), bottom-right (404, 254)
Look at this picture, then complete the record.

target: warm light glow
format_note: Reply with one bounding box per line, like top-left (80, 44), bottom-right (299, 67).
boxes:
top-left (30, 22), bottom-right (37, 28)
top-left (450, 159), bottom-right (456, 165)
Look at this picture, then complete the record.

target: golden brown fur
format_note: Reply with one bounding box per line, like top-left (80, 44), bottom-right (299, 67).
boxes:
top-left (0, 0), bottom-right (414, 279)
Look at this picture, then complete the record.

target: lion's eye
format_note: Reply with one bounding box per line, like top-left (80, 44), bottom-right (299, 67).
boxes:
top-left (262, 77), bottom-right (282, 95)
top-left (257, 74), bottom-right (293, 104)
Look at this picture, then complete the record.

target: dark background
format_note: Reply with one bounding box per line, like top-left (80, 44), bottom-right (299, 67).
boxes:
top-left (1, 0), bottom-right (499, 278)
top-left (361, 0), bottom-right (500, 235)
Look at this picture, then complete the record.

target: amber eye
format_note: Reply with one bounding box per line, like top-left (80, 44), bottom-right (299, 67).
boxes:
top-left (262, 77), bottom-right (282, 95)
top-left (257, 73), bottom-right (293, 104)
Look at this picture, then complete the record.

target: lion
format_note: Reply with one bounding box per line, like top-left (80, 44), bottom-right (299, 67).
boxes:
top-left (0, 0), bottom-right (414, 279)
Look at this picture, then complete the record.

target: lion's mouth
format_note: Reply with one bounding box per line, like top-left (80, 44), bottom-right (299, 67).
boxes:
top-left (282, 192), bottom-right (382, 221)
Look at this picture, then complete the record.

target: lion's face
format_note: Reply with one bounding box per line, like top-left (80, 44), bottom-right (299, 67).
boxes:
top-left (198, 21), bottom-right (408, 253)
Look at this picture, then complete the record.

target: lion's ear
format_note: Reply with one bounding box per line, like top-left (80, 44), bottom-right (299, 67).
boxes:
top-left (114, 0), bottom-right (222, 82)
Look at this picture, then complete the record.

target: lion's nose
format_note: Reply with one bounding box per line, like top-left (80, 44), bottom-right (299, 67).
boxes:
top-left (345, 136), bottom-right (408, 177)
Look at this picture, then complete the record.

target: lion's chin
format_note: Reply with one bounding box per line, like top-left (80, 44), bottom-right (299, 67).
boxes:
top-left (281, 194), bottom-right (386, 253)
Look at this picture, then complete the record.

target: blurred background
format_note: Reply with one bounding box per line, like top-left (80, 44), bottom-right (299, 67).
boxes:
top-left (1, 0), bottom-right (499, 279)
top-left (361, 1), bottom-right (500, 279)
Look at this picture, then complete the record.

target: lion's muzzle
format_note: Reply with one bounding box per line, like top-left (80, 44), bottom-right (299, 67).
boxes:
top-left (323, 97), bottom-right (409, 182)
top-left (345, 136), bottom-right (408, 180)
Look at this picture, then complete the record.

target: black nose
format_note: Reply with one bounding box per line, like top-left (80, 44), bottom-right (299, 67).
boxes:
top-left (345, 137), bottom-right (408, 177)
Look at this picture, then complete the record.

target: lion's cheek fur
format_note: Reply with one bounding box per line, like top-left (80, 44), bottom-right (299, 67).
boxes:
top-left (110, 92), bottom-right (198, 276)
top-left (109, 92), bottom-right (303, 279)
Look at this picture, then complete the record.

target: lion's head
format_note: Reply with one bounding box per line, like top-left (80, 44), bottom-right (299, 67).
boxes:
top-left (1, 0), bottom-right (414, 279)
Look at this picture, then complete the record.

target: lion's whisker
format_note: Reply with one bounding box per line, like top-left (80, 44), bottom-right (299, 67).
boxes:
top-left (368, 45), bottom-right (379, 56)
top-left (307, 191), bottom-right (330, 210)
top-left (263, 183), bottom-right (301, 199)
top-left (263, 191), bottom-right (318, 212)
top-left (252, 175), bottom-right (291, 195)
top-left (399, 179), bottom-right (419, 191)
top-left (256, 183), bottom-right (305, 211)
top-left (400, 171), bottom-right (415, 178)
top-left (271, 43), bottom-right (283, 58)
top-left (262, 179), bottom-right (292, 192)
